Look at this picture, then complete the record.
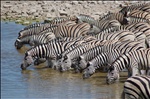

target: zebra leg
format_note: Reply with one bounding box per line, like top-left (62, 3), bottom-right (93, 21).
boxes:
top-left (140, 70), bottom-right (146, 75)
top-left (146, 69), bottom-right (150, 76)
top-left (131, 61), bottom-right (140, 76)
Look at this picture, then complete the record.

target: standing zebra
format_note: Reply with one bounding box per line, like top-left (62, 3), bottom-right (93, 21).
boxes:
top-left (93, 19), bottom-right (121, 31)
top-left (94, 30), bottom-right (136, 42)
top-left (106, 48), bottom-right (150, 84)
top-left (127, 10), bottom-right (150, 21)
top-left (99, 12), bottom-right (128, 25)
top-left (119, 3), bottom-right (150, 17)
top-left (121, 75), bottom-right (150, 99)
top-left (18, 23), bottom-right (58, 39)
top-left (14, 32), bottom-right (55, 49)
top-left (126, 17), bottom-right (150, 24)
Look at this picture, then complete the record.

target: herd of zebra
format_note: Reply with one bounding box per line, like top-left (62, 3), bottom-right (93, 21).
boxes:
top-left (14, 3), bottom-right (150, 99)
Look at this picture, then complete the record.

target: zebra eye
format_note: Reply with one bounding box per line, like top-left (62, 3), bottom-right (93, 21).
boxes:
top-left (111, 72), bottom-right (114, 75)
top-left (65, 61), bottom-right (67, 63)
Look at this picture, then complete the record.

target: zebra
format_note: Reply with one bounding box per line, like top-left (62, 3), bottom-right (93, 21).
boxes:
top-left (121, 75), bottom-right (150, 99)
top-left (93, 19), bottom-right (121, 31)
top-left (14, 32), bottom-right (56, 49)
top-left (75, 14), bottom-right (96, 25)
top-left (82, 41), bottom-right (146, 79)
top-left (58, 39), bottom-right (108, 72)
top-left (133, 22), bottom-right (150, 47)
top-left (126, 17), bottom-right (150, 24)
top-left (99, 11), bottom-right (128, 25)
top-left (139, 4), bottom-right (150, 13)
top-left (119, 2), bottom-right (150, 17)
top-left (34, 35), bottom-right (98, 67)
top-left (77, 13), bottom-right (126, 34)
top-left (18, 23), bottom-right (58, 39)
top-left (18, 20), bottom-right (77, 39)
top-left (106, 48), bottom-right (150, 84)
top-left (54, 22), bottom-right (91, 38)
top-left (20, 38), bottom-right (86, 70)
top-left (94, 30), bottom-right (136, 42)
top-left (127, 9), bottom-right (150, 21)
top-left (33, 37), bottom-right (87, 66)
top-left (59, 39), bottom-right (145, 72)
top-left (77, 40), bottom-right (119, 72)
top-left (82, 50), bottom-right (120, 79)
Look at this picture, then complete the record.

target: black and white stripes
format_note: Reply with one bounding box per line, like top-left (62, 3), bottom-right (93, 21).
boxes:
top-left (122, 75), bottom-right (150, 99)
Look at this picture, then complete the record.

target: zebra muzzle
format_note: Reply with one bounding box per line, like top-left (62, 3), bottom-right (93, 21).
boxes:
top-left (20, 63), bottom-right (27, 70)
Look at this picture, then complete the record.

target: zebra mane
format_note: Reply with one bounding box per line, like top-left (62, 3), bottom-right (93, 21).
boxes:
top-left (78, 14), bottom-right (94, 18)
top-left (99, 11), bottom-right (113, 21)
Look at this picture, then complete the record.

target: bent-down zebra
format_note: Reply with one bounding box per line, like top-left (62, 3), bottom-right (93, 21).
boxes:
top-left (106, 48), bottom-right (150, 84)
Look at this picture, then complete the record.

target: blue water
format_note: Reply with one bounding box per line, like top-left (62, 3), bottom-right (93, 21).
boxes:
top-left (1, 21), bottom-right (125, 99)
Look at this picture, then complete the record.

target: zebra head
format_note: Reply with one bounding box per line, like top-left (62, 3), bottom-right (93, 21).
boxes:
top-left (59, 55), bottom-right (72, 72)
top-left (55, 54), bottom-right (63, 70)
top-left (14, 39), bottom-right (23, 49)
top-left (78, 56), bottom-right (88, 72)
top-left (21, 52), bottom-right (34, 70)
top-left (82, 62), bottom-right (95, 79)
top-left (106, 66), bottom-right (120, 84)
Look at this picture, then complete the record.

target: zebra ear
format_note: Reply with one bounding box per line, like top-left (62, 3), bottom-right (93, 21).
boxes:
top-left (57, 54), bottom-right (62, 59)
top-left (87, 62), bottom-right (91, 67)
top-left (64, 55), bottom-right (68, 60)
top-left (79, 56), bottom-right (84, 61)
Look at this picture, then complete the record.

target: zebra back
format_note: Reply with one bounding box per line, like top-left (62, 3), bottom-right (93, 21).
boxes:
top-left (49, 15), bottom-right (78, 24)
top-left (54, 22), bottom-right (91, 38)
top-left (23, 22), bottom-right (44, 30)
top-left (18, 23), bottom-right (58, 39)
top-left (76, 14), bottom-right (96, 25)
top-left (126, 17), bottom-right (150, 24)
top-left (122, 75), bottom-right (150, 99)
top-left (94, 30), bottom-right (136, 42)
top-left (127, 9), bottom-right (150, 21)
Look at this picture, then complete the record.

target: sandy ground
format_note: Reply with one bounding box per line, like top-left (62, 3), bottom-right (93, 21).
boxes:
top-left (1, 1), bottom-right (148, 24)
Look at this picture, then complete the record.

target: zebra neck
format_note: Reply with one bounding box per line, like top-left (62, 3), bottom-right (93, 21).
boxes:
top-left (114, 53), bottom-right (130, 72)
top-left (91, 52), bottom-right (108, 69)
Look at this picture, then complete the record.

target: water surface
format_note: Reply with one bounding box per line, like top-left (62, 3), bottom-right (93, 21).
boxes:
top-left (1, 21), bottom-right (127, 99)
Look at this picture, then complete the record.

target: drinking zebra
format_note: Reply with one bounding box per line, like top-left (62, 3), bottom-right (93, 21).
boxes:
top-left (106, 48), bottom-right (150, 84)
